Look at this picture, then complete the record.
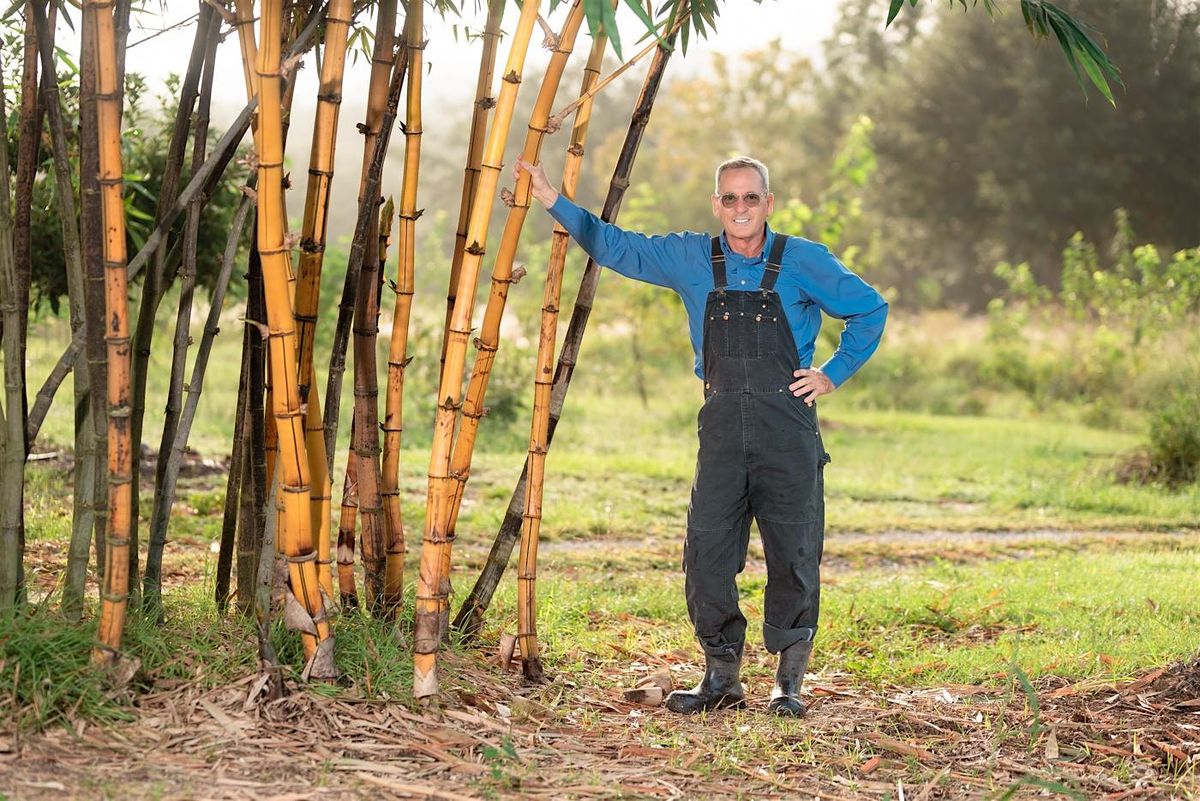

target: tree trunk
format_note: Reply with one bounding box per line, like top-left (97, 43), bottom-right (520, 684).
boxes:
top-left (453, 31), bottom-right (678, 640)
top-left (413, 0), bottom-right (543, 702)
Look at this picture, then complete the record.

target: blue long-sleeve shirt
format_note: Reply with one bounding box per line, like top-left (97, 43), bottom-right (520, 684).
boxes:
top-left (547, 195), bottom-right (888, 387)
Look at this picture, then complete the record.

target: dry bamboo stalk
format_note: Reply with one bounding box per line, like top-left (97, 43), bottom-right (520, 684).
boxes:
top-left (0, 52), bottom-right (25, 614)
top-left (294, 0), bottom-right (354, 600)
top-left (322, 0), bottom-right (397, 466)
top-left (13, 2), bottom-right (41, 436)
top-left (413, 0), bottom-right (543, 701)
top-left (219, 337), bottom-right (251, 613)
top-left (380, 1), bottom-right (424, 614)
top-left (440, 0), bottom-right (586, 637)
top-left (252, 0), bottom-right (334, 674)
top-left (90, 0), bottom-right (134, 663)
top-left (454, 28), bottom-right (678, 640)
top-left (442, 0), bottom-right (504, 373)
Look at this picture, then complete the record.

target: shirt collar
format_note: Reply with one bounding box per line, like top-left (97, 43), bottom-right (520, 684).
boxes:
top-left (719, 224), bottom-right (775, 263)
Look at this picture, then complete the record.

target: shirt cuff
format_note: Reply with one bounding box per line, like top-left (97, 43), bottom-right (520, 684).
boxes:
top-left (817, 359), bottom-right (851, 389)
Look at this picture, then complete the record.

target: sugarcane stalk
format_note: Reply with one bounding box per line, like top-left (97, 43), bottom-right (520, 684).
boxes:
top-left (143, 8), bottom-right (221, 618)
top-left (440, 1), bottom-right (586, 639)
top-left (413, 0), bottom-right (543, 702)
top-left (454, 28), bottom-right (678, 640)
top-left (322, 0), bottom-right (397, 465)
top-left (0, 53), bottom-right (25, 614)
top-left (90, 0), bottom-right (135, 663)
top-left (253, 0), bottom-right (334, 675)
top-left (442, 0), bottom-right (504, 374)
top-left (380, 1), bottom-right (424, 615)
top-left (30, 0), bottom-right (91, 618)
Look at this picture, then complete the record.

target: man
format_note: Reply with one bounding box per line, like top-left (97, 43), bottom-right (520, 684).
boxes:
top-left (516, 155), bottom-right (888, 716)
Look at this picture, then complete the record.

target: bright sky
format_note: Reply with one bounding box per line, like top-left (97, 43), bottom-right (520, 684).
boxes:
top-left (108, 0), bottom-right (841, 125)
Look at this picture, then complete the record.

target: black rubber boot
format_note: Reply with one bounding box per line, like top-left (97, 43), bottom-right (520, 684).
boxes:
top-left (665, 649), bottom-right (745, 714)
top-left (768, 639), bottom-right (813, 717)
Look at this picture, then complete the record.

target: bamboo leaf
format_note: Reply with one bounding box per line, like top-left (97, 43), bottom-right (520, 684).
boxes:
top-left (886, 0), bottom-right (905, 27)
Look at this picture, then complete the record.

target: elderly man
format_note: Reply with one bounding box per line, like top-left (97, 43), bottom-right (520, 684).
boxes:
top-left (516, 156), bottom-right (888, 716)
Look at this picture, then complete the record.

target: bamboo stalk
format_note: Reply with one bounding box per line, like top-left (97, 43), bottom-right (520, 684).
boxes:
top-left (453, 28), bottom-right (679, 640)
top-left (242, 245), bottom-right (269, 616)
top-left (441, 1), bottom-right (587, 639)
top-left (413, 0), bottom-right (544, 701)
top-left (442, 0), bottom-right (504, 374)
top-left (380, 1), bottom-right (425, 615)
top-left (218, 325), bottom-right (251, 613)
top-left (0, 53), bottom-right (25, 614)
top-left (80, 0), bottom-right (108, 582)
top-left (14, 3), bottom-right (42, 449)
top-left (32, 7), bottom-right (327, 435)
top-left (91, 0), bottom-right (135, 663)
top-left (335, 422), bottom-right (359, 609)
top-left (322, 0), bottom-right (397, 465)
top-left (253, 0), bottom-right (334, 675)
top-left (144, 8), bottom-right (221, 618)
top-left (294, 0), bottom-right (354, 601)
top-left (30, 0), bottom-right (92, 619)
top-left (126, 9), bottom-right (216, 604)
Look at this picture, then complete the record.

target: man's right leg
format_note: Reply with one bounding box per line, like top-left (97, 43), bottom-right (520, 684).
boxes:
top-left (668, 394), bottom-right (751, 714)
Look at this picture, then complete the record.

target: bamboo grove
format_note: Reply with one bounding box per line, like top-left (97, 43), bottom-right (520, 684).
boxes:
top-left (0, 0), bottom-right (1118, 702)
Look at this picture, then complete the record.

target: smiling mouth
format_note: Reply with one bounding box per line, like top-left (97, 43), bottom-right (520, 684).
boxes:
top-left (733, 217), bottom-right (751, 224)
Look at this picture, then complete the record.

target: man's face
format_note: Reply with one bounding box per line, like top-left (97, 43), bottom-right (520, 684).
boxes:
top-left (711, 167), bottom-right (774, 239)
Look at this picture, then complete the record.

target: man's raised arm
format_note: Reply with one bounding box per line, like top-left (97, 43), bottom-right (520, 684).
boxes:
top-left (516, 158), bottom-right (696, 290)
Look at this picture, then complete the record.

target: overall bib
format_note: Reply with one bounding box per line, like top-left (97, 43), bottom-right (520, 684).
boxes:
top-left (684, 234), bottom-right (831, 661)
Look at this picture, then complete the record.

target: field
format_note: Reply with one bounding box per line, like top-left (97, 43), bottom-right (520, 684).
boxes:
top-left (3, 311), bottom-right (1199, 799)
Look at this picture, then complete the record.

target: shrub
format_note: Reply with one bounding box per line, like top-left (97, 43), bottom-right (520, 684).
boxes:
top-left (1147, 366), bottom-right (1200, 485)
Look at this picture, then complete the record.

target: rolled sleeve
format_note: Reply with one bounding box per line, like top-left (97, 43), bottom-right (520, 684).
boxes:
top-left (801, 246), bottom-right (888, 387)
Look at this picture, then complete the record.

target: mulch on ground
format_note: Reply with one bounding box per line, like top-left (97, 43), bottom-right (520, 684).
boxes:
top-left (2, 647), bottom-right (1197, 800)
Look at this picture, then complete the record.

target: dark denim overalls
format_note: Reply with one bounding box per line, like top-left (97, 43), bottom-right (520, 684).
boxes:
top-left (684, 234), bottom-right (831, 661)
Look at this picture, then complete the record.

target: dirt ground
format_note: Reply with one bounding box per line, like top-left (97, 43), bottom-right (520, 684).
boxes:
top-left (2, 644), bottom-right (1198, 800)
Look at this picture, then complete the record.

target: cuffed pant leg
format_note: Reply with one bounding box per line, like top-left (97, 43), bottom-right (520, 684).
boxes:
top-left (684, 393), bottom-right (750, 660)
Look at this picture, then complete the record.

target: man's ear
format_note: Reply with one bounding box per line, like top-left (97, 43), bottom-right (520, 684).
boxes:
top-left (765, 192), bottom-right (775, 217)
top-left (711, 194), bottom-right (721, 219)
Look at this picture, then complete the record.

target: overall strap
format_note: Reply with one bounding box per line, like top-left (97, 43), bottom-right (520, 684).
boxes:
top-left (710, 236), bottom-right (727, 289)
top-left (760, 233), bottom-right (789, 292)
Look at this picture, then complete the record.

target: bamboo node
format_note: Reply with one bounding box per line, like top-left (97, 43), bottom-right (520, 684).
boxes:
top-left (567, 143), bottom-right (585, 157)
top-left (100, 592), bottom-right (129, 603)
top-left (356, 122), bottom-right (370, 135)
top-left (438, 396), bottom-right (463, 412)
top-left (280, 483), bottom-right (312, 495)
top-left (502, 70), bottom-right (521, 85)
top-left (465, 242), bottom-right (485, 256)
top-left (285, 551), bottom-right (318, 564)
top-left (471, 337), bottom-right (497, 352)
top-left (108, 404), bottom-right (132, 419)
top-left (477, 96), bottom-right (497, 111)
top-left (500, 187), bottom-right (515, 208)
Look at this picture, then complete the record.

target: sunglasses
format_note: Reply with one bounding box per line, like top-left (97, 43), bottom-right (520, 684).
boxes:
top-left (716, 191), bottom-right (765, 209)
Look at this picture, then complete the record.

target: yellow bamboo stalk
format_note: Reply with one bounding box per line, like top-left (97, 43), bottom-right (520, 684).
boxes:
top-left (380, 0), bottom-right (423, 613)
top-left (233, 0), bottom-right (258, 105)
top-left (516, 12), bottom-right (609, 682)
top-left (441, 0), bottom-right (586, 634)
top-left (253, 0), bottom-right (334, 674)
top-left (413, 0), bottom-right (544, 701)
top-left (294, 0), bottom-right (354, 601)
top-left (90, 0), bottom-right (133, 665)
top-left (443, 0), bottom-right (504, 369)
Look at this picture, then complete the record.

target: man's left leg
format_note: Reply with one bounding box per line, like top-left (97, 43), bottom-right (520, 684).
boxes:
top-left (750, 393), bottom-right (828, 716)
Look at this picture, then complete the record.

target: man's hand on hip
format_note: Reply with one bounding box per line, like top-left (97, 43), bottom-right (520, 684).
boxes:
top-left (514, 158), bottom-right (559, 208)
top-left (789, 368), bottom-right (834, 406)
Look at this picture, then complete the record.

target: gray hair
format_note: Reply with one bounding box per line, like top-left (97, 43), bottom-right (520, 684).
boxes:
top-left (714, 156), bottom-right (770, 194)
